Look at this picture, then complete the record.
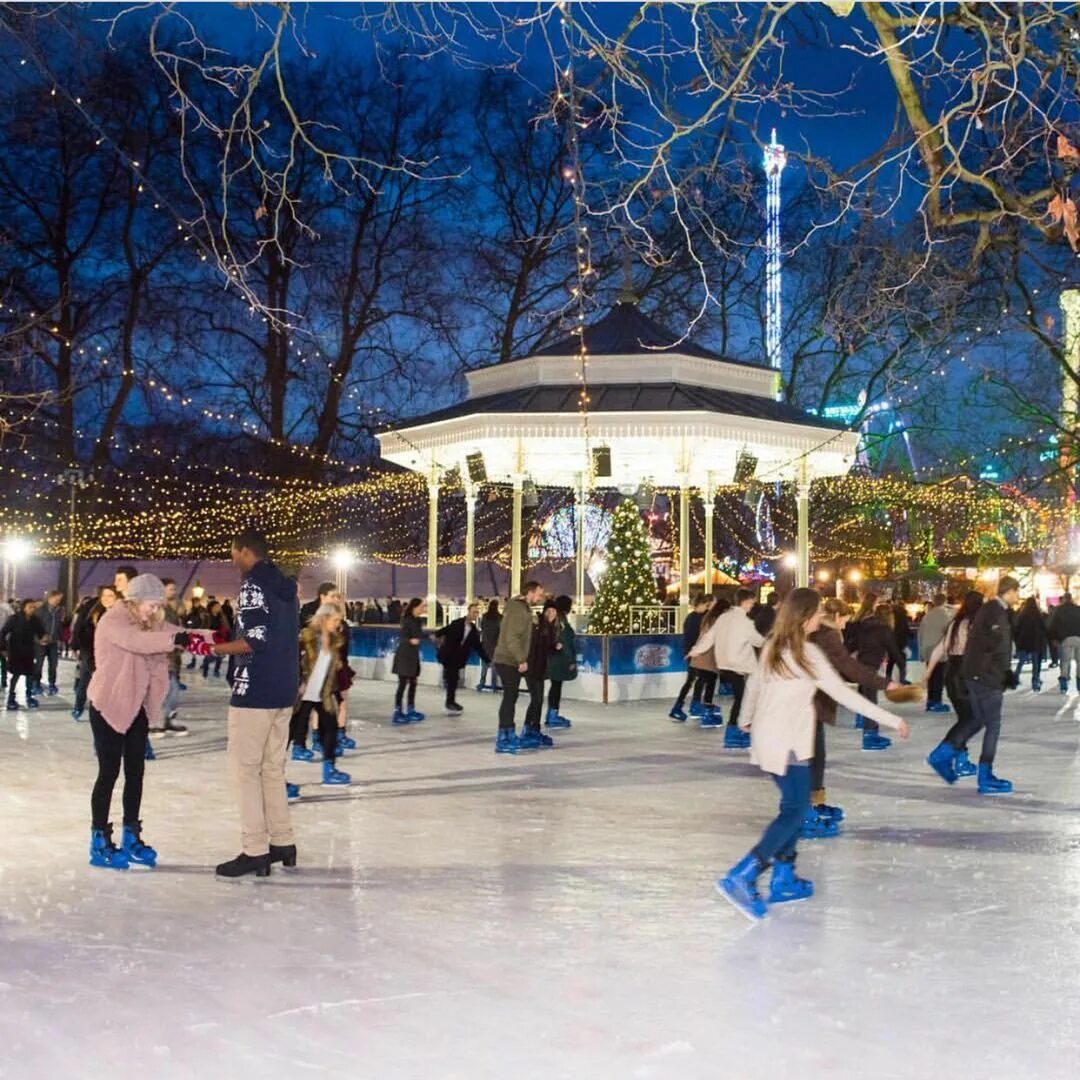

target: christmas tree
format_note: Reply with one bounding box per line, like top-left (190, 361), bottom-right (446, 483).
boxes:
top-left (588, 499), bottom-right (658, 633)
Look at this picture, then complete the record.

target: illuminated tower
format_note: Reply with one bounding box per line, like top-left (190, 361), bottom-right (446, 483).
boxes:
top-left (763, 128), bottom-right (787, 395)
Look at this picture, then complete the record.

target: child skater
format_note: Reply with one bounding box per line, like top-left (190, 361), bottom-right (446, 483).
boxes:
top-left (716, 588), bottom-right (910, 921)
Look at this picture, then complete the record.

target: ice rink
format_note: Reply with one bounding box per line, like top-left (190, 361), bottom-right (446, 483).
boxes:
top-left (2, 663), bottom-right (1079, 1079)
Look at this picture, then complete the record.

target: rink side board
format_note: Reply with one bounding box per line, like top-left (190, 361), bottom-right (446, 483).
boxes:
top-left (348, 627), bottom-right (687, 702)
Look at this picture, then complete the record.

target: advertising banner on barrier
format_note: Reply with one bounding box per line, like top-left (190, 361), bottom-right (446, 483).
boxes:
top-left (606, 634), bottom-right (684, 677)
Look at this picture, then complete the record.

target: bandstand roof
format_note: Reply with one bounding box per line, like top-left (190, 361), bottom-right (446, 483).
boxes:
top-left (378, 301), bottom-right (860, 490)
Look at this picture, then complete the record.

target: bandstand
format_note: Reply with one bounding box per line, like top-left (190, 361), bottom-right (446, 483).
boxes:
top-left (377, 298), bottom-right (859, 625)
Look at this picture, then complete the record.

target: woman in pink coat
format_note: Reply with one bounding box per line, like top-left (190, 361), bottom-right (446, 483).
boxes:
top-left (86, 574), bottom-right (202, 870)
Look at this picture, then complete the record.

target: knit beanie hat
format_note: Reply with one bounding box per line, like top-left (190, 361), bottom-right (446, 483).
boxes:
top-left (125, 574), bottom-right (167, 603)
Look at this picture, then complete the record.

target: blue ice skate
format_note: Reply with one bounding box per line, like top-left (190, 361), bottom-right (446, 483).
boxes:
top-left (716, 854), bottom-right (766, 921)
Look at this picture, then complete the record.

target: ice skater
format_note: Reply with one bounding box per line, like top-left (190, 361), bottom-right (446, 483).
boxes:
top-left (712, 587), bottom-right (765, 749)
top-left (476, 599), bottom-right (502, 692)
top-left (85, 574), bottom-right (198, 870)
top-left (492, 580), bottom-right (545, 753)
top-left (926, 576), bottom-right (1019, 794)
top-left (845, 594), bottom-right (904, 751)
top-left (544, 595), bottom-right (577, 729)
top-left (805, 598), bottom-right (900, 838)
top-left (716, 588), bottom-right (909, 921)
top-left (686, 597), bottom-right (728, 728)
top-left (1, 600), bottom-right (47, 711)
top-left (668, 595), bottom-right (710, 722)
top-left (923, 590), bottom-right (984, 779)
top-left (392, 598), bottom-right (426, 724)
top-left (292, 603), bottom-right (350, 786)
top-left (434, 602), bottom-right (486, 713)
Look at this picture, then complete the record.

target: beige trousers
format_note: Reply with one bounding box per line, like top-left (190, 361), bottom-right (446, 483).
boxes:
top-left (227, 706), bottom-right (294, 856)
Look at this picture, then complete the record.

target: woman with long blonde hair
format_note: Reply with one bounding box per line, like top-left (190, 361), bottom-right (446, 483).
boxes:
top-left (717, 588), bottom-right (910, 921)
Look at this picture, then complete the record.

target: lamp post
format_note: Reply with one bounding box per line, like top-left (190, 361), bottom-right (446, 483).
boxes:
top-left (2, 537), bottom-right (33, 598)
top-left (331, 547), bottom-right (355, 600)
top-left (59, 467), bottom-right (87, 610)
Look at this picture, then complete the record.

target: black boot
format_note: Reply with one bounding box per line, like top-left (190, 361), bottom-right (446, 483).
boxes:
top-left (215, 852), bottom-right (271, 880)
top-left (269, 843), bottom-right (297, 869)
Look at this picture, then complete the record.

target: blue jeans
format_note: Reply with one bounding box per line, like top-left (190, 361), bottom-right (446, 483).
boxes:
top-left (1014, 651), bottom-right (1042, 685)
top-left (162, 671), bottom-right (181, 720)
top-left (751, 764), bottom-right (811, 865)
top-left (478, 660), bottom-right (501, 690)
top-left (949, 680), bottom-right (1004, 765)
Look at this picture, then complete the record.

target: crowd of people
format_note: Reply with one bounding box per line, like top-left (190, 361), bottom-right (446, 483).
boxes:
top-left (0, 541), bottom-right (1057, 909)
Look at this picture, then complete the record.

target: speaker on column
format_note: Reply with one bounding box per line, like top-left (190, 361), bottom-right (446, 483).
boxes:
top-left (734, 450), bottom-right (758, 485)
top-left (522, 478), bottom-right (539, 509)
top-left (592, 446), bottom-right (612, 478)
top-left (466, 452), bottom-right (487, 483)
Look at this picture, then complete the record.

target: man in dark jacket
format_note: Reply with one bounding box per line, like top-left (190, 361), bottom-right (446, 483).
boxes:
top-left (435, 603), bottom-right (486, 713)
top-left (752, 592), bottom-right (779, 638)
top-left (206, 529), bottom-right (300, 879)
top-left (928, 575), bottom-right (1019, 793)
top-left (37, 590), bottom-right (65, 695)
top-left (669, 595), bottom-right (710, 721)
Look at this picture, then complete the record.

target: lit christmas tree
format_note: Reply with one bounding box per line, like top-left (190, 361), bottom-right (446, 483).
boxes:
top-left (588, 499), bottom-right (658, 633)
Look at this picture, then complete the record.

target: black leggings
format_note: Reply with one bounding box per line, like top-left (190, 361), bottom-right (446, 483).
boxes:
top-left (810, 721), bottom-right (826, 793)
top-left (89, 706), bottom-right (148, 830)
top-left (290, 701), bottom-right (340, 762)
top-left (395, 676), bottom-right (417, 709)
top-left (693, 669), bottom-right (717, 704)
top-left (548, 680), bottom-right (563, 712)
top-left (718, 670), bottom-right (746, 726)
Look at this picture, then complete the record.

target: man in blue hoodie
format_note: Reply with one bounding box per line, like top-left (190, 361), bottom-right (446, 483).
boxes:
top-left (204, 528), bottom-right (299, 879)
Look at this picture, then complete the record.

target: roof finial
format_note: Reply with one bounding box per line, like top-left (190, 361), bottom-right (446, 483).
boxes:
top-left (617, 244), bottom-right (638, 306)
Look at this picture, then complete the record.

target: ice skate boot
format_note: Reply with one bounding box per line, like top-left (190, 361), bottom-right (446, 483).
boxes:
top-left (445, 700), bottom-right (464, 714)
top-left (89, 825), bottom-right (129, 871)
top-left (286, 782), bottom-right (301, 803)
top-left (700, 706), bottom-right (723, 728)
top-left (144, 740), bottom-right (156, 761)
top-left (338, 732), bottom-right (357, 750)
top-left (405, 708), bottom-right (425, 723)
top-left (26, 695), bottom-right (39, 709)
top-left (5, 695), bottom-right (17, 711)
top-left (291, 744), bottom-right (314, 762)
top-left (799, 808), bottom-right (839, 839)
top-left (861, 731), bottom-right (892, 751)
top-left (121, 821), bottom-right (157, 868)
top-left (977, 763), bottom-right (1013, 795)
top-left (545, 706), bottom-right (571, 728)
top-left (71, 708), bottom-right (83, 722)
top-left (689, 701), bottom-right (705, 718)
top-left (668, 704), bottom-right (688, 723)
top-left (723, 724), bottom-right (751, 748)
top-left (495, 729), bottom-right (520, 754)
top-left (854, 713), bottom-right (864, 729)
top-left (954, 749), bottom-right (977, 777)
top-left (322, 760), bottom-right (350, 785)
top-left (1060, 677), bottom-right (1069, 694)
top-left (768, 855), bottom-right (814, 903)
top-left (716, 854), bottom-right (766, 921)
top-left (392, 707), bottom-right (410, 725)
top-left (927, 741), bottom-right (958, 783)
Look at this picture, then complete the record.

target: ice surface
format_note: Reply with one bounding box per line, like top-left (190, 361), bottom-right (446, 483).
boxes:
top-left (2, 663), bottom-right (1079, 1079)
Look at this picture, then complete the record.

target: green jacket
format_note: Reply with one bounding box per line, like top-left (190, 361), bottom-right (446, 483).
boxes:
top-left (546, 618), bottom-right (577, 682)
top-left (494, 596), bottom-right (534, 667)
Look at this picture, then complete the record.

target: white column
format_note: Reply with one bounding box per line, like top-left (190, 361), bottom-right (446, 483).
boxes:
top-left (427, 468), bottom-right (439, 627)
top-left (464, 481), bottom-right (477, 604)
top-left (678, 481), bottom-right (691, 620)
top-left (703, 472), bottom-right (715, 595)
top-left (575, 474), bottom-right (587, 618)
top-left (511, 474), bottom-right (524, 597)
top-left (796, 473), bottom-right (810, 590)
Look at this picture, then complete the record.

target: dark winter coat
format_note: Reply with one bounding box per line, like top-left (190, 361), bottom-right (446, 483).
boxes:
top-left (962, 597), bottom-right (1014, 690)
top-left (845, 615), bottom-right (902, 679)
top-left (393, 613), bottom-right (424, 679)
top-left (891, 603), bottom-right (911, 652)
top-left (547, 618), bottom-right (578, 682)
top-left (299, 598), bottom-right (321, 629)
top-left (527, 615), bottom-right (560, 681)
top-left (1014, 607), bottom-right (1049, 653)
top-left (681, 611), bottom-right (703, 657)
top-left (230, 559), bottom-right (300, 710)
top-left (1, 612), bottom-right (46, 675)
top-left (809, 625), bottom-right (889, 727)
top-left (435, 617), bottom-right (486, 670)
top-left (753, 604), bottom-right (777, 638)
top-left (479, 612), bottom-right (502, 655)
top-left (1048, 599), bottom-right (1080, 641)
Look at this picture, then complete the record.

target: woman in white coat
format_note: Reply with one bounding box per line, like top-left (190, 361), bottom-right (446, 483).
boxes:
top-left (717, 588), bottom-right (910, 921)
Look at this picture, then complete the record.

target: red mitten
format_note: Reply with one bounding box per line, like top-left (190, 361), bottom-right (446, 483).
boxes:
top-left (187, 637), bottom-right (213, 657)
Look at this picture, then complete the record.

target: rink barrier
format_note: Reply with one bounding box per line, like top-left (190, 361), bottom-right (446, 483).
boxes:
top-left (347, 627), bottom-right (687, 703)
